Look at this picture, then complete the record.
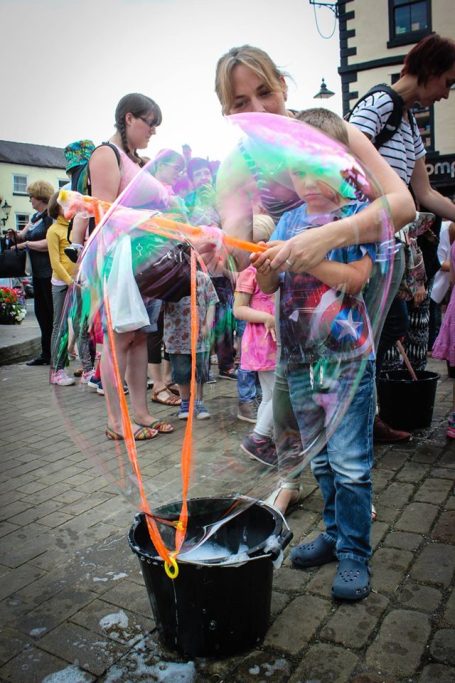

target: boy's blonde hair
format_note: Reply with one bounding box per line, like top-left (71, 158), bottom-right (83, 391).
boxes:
top-left (297, 108), bottom-right (349, 146)
top-left (253, 213), bottom-right (275, 243)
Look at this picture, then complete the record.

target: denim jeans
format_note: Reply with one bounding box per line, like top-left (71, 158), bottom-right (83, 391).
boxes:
top-left (236, 318), bottom-right (257, 403)
top-left (288, 359), bottom-right (375, 564)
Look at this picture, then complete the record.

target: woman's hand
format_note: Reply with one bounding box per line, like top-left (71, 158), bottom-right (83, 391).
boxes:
top-left (412, 284), bottom-right (427, 307)
top-left (253, 226), bottom-right (331, 272)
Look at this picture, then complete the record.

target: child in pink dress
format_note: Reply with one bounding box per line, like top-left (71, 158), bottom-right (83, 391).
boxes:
top-left (432, 240), bottom-right (455, 439)
top-left (234, 214), bottom-right (277, 465)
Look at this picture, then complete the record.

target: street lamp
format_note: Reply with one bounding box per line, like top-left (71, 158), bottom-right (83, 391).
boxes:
top-left (0, 201), bottom-right (11, 227)
top-left (313, 78), bottom-right (335, 99)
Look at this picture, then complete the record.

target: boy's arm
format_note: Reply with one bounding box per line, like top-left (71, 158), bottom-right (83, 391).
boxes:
top-left (308, 254), bottom-right (373, 295)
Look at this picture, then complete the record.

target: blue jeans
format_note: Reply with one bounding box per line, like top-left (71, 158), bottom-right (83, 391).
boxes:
top-left (288, 359), bottom-right (375, 564)
top-left (236, 318), bottom-right (257, 403)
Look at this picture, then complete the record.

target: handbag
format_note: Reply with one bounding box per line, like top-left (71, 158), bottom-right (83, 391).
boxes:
top-left (397, 232), bottom-right (426, 302)
top-left (107, 235), bottom-right (150, 333)
top-left (0, 234), bottom-right (26, 278)
top-left (135, 242), bottom-right (192, 302)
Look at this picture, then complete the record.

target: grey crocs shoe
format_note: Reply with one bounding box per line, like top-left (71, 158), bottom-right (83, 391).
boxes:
top-left (291, 533), bottom-right (337, 569)
top-left (332, 558), bottom-right (371, 601)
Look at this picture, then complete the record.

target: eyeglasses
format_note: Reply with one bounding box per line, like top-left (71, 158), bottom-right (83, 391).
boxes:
top-left (139, 117), bottom-right (157, 129)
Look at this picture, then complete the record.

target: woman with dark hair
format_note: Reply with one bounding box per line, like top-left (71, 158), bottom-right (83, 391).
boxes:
top-left (12, 180), bottom-right (54, 366)
top-left (348, 32), bottom-right (455, 441)
top-left (73, 93), bottom-right (174, 440)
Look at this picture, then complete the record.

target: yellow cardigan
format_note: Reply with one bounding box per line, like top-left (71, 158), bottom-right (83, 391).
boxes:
top-left (46, 215), bottom-right (77, 286)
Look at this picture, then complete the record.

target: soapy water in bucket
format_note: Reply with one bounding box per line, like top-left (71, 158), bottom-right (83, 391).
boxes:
top-left (53, 113), bottom-right (395, 565)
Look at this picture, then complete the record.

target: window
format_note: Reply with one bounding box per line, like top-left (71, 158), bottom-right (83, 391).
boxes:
top-left (388, 0), bottom-right (431, 47)
top-left (58, 178), bottom-right (69, 189)
top-left (13, 174), bottom-right (28, 195)
top-left (16, 213), bottom-right (30, 230)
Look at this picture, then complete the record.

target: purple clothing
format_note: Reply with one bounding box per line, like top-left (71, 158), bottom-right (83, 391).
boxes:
top-left (432, 242), bottom-right (455, 365)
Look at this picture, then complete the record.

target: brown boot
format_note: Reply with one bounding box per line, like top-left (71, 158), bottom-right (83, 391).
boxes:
top-left (374, 416), bottom-right (411, 444)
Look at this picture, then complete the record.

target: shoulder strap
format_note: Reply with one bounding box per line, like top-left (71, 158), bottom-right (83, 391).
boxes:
top-left (346, 83), bottom-right (404, 149)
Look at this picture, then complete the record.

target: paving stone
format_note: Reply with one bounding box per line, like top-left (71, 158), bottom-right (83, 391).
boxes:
top-left (370, 521), bottom-right (388, 550)
top-left (0, 645), bottom-right (76, 683)
top-left (432, 510), bottom-right (455, 543)
top-left (431, 467), bottom-right (455, 480)
top-left (272, 565), bottom-right (312, 592)
top-left (365, 610), bottom-right (431, 677)
top-left (264, 594), bottom-right (331, 654)
top-left (319, 592), bottom-right (388, 648)
top-left (395, 462), bottom-right (431, 483)
top-left (0, 628), bottom-right (31, 667)
top-left (38, 621), bottom-right (126, 676)
top-left (70, 598), bottom-right (154, 646)
top-left (227, 651), bottom-right (292, 682)
top-left (16, 589), bottom-right (96, 638)
top-left (270, 591), bottom-right (290, 620)
top-left (410, 442), bottom-right (444, 464)
top-left (382, 530), bottom-right (422, 552)
top-left (289, 643), bottom-right (358, 682)
top-left (411, 543), bottom-right (455, 587)
top-left (370, 547), bottom-right (413, 594)
top-left (442, 589), bottom-right (455, 627)
top-left (430, 628), bottom-right (455, 665)
top-left (419, 663), bottom-right (455, 683)
top-left (304, 562), bottom-right (337, 599)
top-left (396, 580), bottom-right (442, 612)
top-left (0, 564), bottom-right (46, 601)
top-left (414, 477), bottom-right (453, 504)
top-left (395, 502), bottom-right (439, 534)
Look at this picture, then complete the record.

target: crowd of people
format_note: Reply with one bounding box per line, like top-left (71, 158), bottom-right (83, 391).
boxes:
top-left (7, 33), bottom-right (455, 603)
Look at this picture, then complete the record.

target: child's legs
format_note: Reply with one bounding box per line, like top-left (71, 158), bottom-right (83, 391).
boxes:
top-left (255, 370), bottom-right (275, 438)
top-left (325, 360), bottom-right (375, 563)
top-left (273, 362), bottom-right (302, 473)
top-left (51, 284), bottom-right (69, 370)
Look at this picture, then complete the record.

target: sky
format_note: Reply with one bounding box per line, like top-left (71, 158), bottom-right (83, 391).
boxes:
top-left (1, 0), bottom-right (343, 162)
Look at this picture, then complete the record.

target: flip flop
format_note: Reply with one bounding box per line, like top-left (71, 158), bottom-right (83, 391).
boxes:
top-left (134, 420), bottom-right (175, 434)
top-left (105, 426), bottom-right (159, 441)
top-left (151, 388), bottom-right (181, 406)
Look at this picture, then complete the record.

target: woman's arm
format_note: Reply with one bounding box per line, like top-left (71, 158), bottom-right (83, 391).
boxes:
top-left (411, 158), bottom-right (455, 221)
top-left (308, 254), bottom-right (373, 296)
top-left (17, 238), bottom-right (48, 252)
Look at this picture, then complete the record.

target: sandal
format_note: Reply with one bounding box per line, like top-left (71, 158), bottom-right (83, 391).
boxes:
top-left (332, 558), bottom-right (371, 601)
top-left (105, 426), bottom-right (159, 441)
top-left (134, 419), bottom-right (174, 434)
top-left (265, 481), bottom-right (303, 516)
top-left (151, 388), bottom-right (181, 406)
top-left (371, 504), bottom-right (377, 522)
top-left (166, 383), bottom-right (180, 397)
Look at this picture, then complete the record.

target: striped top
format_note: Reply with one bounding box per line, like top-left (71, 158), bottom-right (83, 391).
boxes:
top-left (349, 90), bottom-right (425, 186)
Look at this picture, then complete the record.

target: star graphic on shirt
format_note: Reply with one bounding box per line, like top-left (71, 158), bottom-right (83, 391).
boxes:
top-left (337, 310), bottom-right (363, 341)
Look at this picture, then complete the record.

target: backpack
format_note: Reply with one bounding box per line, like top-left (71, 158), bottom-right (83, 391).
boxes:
top-left (345, 84), bottom-right (406, 150)
top-left (63, 140), bottom-right (121, 240)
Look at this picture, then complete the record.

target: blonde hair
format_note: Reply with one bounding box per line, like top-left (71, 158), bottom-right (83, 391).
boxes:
top-left (297, 108), bottom-right (349, 146)
top-left (215, 45), bottom-right (288, 115)
top-left (253, 213), bottom-right (275, 243)
top-left (47, 191), bottom-right (62, 219)
top-left (27, 180), bottom-right (54, 203)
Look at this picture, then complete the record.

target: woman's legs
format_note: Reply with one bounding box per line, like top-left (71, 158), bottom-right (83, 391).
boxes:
top-left (32, 277), bottom-right (54, 361)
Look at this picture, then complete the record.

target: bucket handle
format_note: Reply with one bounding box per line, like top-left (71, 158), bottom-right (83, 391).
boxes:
top-left (264, 527), bottom-right (293, 561)
top-left (396, 340), bottom-right (418, 381)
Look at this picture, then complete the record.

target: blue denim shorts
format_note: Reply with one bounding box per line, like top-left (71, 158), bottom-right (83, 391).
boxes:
top-left (169, 352), bottom-right (209, 385)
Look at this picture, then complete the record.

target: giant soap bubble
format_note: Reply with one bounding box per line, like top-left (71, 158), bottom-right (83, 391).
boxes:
top-left (53, 112), bottom-right (395, 571)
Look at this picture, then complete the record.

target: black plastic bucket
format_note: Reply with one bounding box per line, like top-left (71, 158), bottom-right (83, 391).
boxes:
top-left (377, 370), bottom-right (440, 431)
top-left (128, 496), bottom-right (292, 658)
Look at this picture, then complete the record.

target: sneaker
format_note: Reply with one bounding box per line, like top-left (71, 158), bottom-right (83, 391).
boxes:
top-left (206, 372), bottom-right (217, 385)
top-left (373, 416), bottom-right (411, 444)
top-left (195, 401), bottom-right (210, 420)
top-left (87, 376), bottom-right (102, 392)
top-left (26, 356), bottom-right (50, 366)
top-left (240, 433), bottom-right (277, 467)
top-left (178, 400), bottom-right (190, 420)
top-left (95, 380), bottom-right (128, 396)
top-left (80, 369), bottom-right (94, 384)
top-left (219, 368), bottom-right (238, 381)
top-left (64, 245), bottom-right (82, 263)
top-left (237, 401), bottom-right (258, 424)
top-left (447, 412), bottom-right (455, 439)
top-left (50, 369), bottom-right (75, 386)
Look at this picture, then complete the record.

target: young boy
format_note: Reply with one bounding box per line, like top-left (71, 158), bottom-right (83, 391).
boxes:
top-left (253, 108), bottom-right (376, 601)
top-left (164, 270), bottom-right (218, 419)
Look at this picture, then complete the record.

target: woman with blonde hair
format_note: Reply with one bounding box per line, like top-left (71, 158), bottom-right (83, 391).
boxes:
top-left (13, 180), bottom-right (54, 365)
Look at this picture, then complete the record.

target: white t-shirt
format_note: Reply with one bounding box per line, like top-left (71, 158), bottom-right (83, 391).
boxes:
top-left (349, 90), bottom-right (426, 185)
top-left (431, 221), bottom-right (452, 304)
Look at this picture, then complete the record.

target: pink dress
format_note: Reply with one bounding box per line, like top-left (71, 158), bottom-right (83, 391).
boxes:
top-left (432, 242), bottom-right (455, 366)
top-left (236, 265), bottom-right (277, 371)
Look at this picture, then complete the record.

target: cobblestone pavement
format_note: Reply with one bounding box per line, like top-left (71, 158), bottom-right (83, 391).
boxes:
top-left (0, 350), bottom-right (454, 682)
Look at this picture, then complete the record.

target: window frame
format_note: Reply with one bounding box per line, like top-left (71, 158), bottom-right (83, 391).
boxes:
top-left (12, 174), bottom-right (28, 196)
top-left (387, 0), bottom-right (432, 48)
top-left (15, 213), bottom-right (30, 230)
